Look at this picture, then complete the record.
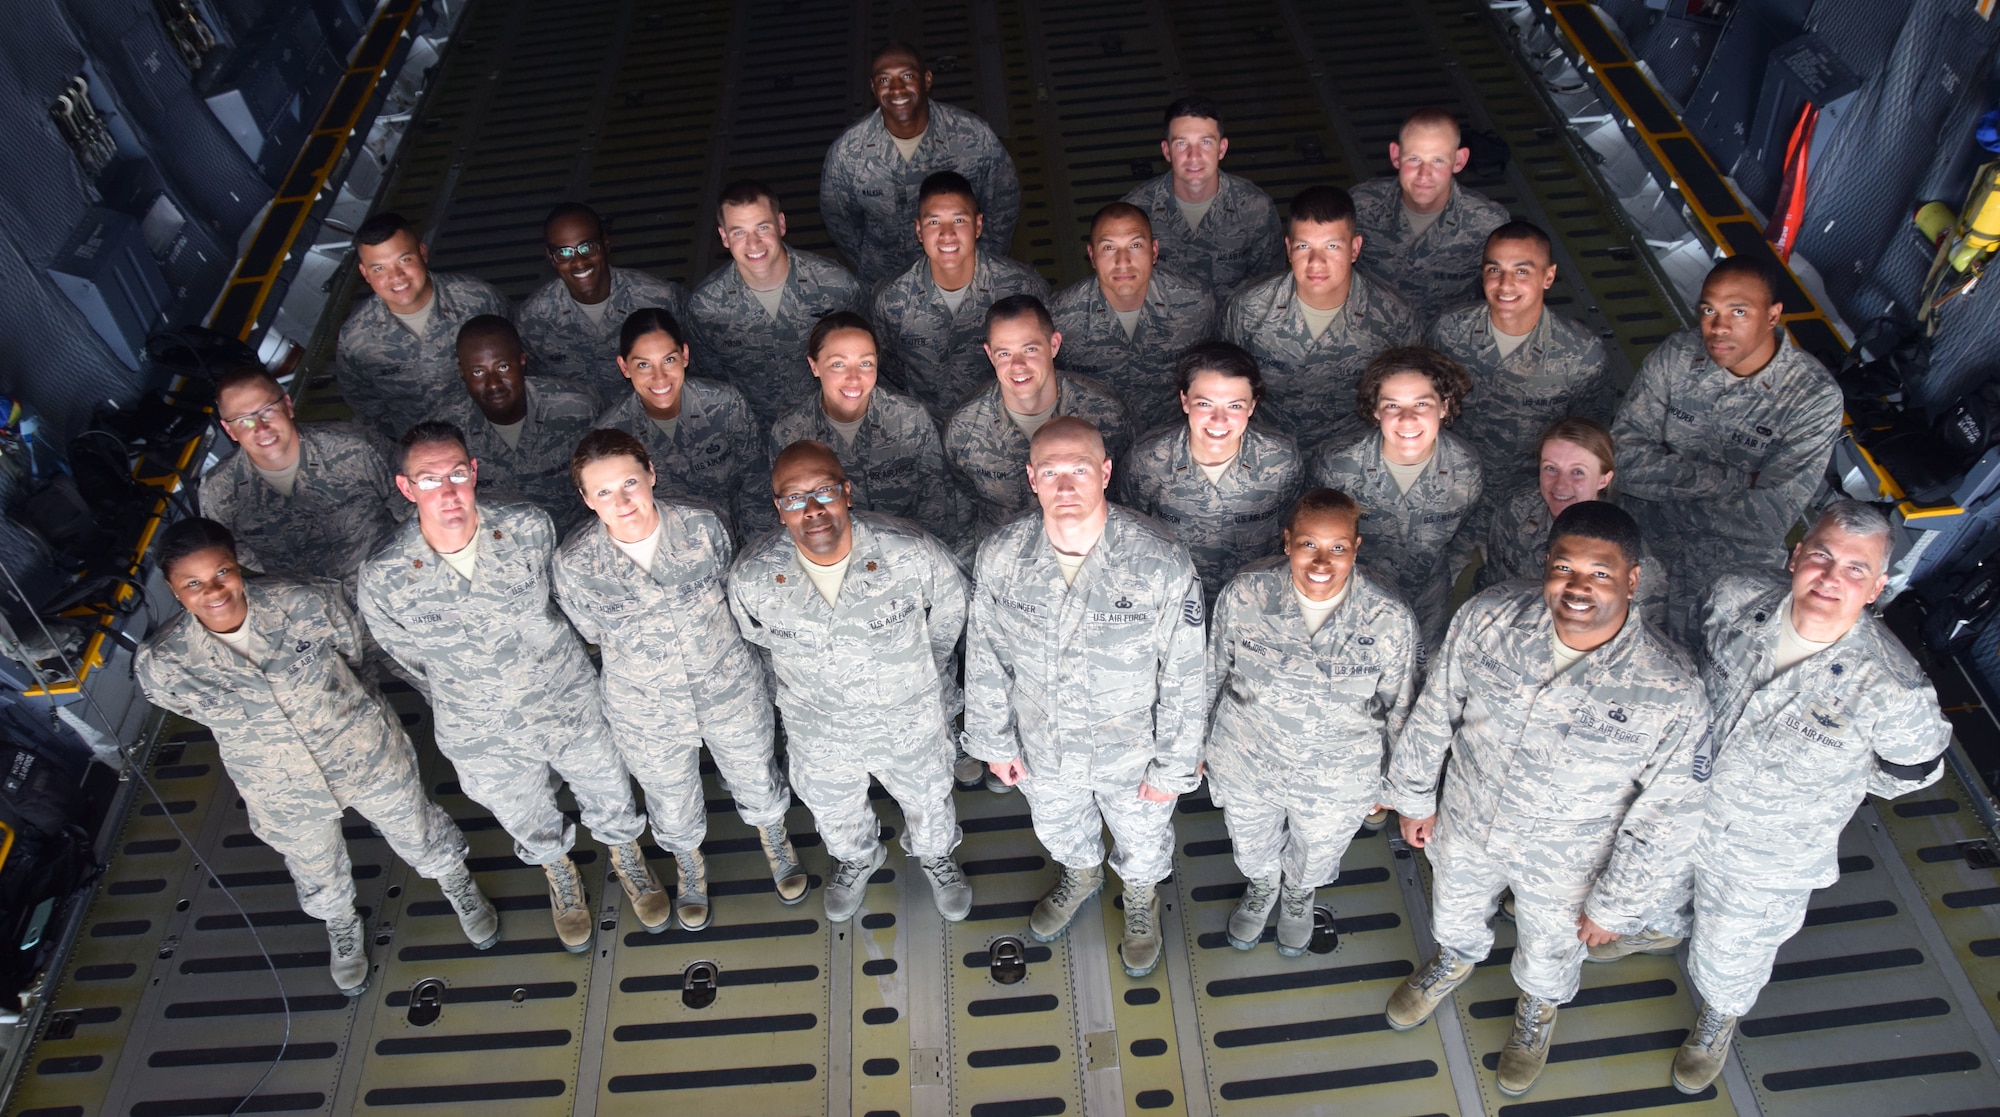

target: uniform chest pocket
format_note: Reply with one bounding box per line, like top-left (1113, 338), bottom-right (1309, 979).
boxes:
top-left (1086, 593), bottom-right (1158, 704)
top-left (1771, 700), bottom-right (1860, 785)
top-left (1226, 636), bottom-right (1300, 704)
top-left (1322, 658), bottom-right (1382, 698)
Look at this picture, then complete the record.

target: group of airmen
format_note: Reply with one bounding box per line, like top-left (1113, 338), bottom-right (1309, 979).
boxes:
top-left (135, 40), bottom-right (1954, 1100)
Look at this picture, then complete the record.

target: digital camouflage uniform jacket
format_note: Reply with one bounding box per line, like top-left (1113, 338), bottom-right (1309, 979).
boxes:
top-left (871, 250), bottom-right (1053, 416)
top-left (1048, 265), bottom-right (1217, 431)
top-left (1122, 171), bottom-right (1285, 299)
top-left (1351, 177), bottom-right (1511, 321)
top-left (1222, 269), bottom-right (1419, 453)
top-left (336, 271), bottom-right (511, 446)
top-left (1116, 422), bottom-right (1302, 600)
top-left (514, 266), bottom-right (686, 405)
top-left (684, 248), bottom-right (867, 433)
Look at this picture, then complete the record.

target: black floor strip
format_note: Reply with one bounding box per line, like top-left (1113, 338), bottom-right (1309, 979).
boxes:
top-left (363, 1079), bottom-right (569, 1105)
top-left (1468, 979), bottom-right (1678, 1019)
top-left (619, 964), bottom-right (820, 994)
top-left (1217, 1058), bottom-right (1439, 1099)
top-left (612, 1014), bottom-right (816, 1042)
top-left (1769, 948), bottom-right (1924, 983)
top-left (375, 1029), bottom-right (573, 1054)
top-left (605, 1063), bottom-right (818, 1092)
top-left (1213, 1011), bottom-right (1392, 1048)
top-left (1496, 1083), bottom-right (1716, 1117)
top-left (1206, 959), bottom-right (1413, 997)
top-left (1740, 997), bottom-right (1953, 1037)
top-left (147, 1043), bottom-right (338, 1067)
top-left (1762, 1051), bottom-right (1983, 1091)
top-left (1480, 1029), bottom-right (1685, 1070)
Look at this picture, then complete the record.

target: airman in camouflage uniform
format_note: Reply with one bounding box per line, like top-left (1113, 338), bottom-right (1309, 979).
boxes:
top-left (872, 242), bottom-right (1052, 418)
top-left (820, 44), bottom-right (1021, 284)
top-left (599, 377), bottom-right (773, 539)
top-left (1121, 97), bottom-right (1285, 298)
top-left (424, 377), bottom-right (597, 533)
top-left (1119, 423), bottom-right (1300, 601)
top-left (360, 428), bottom-right (657, 951)
top-left (1350, 109), bottom-right (1511, 320)
top-left (336, 214), bottom-right (510, 448)
top-left (552, 456), bottom-right (797, 929)
top-left (964, 419), bottom-right (1207, 977)
top-left (1223, 185), bottom-right (1419, 453)
top-left (728, 443), bottom-right (971, 921)
top-left (1480, 484), bottom-right (1668, 629)
top-left (514, 203), bottom-right (685, 405)
top-left (200, 424), bottom-right (401, 592)
top-left (687, 181), bottom-right (867, 432)
top-left (1049, 204), bottom-right (1218, 431)
top-left (1426, 229), bottom-right (1613, 496)
top-left (1585, 504), bottom-right (1949, 1093)
top-left (1381, 503), bottom-right (1709, 1096)
top-left (1611, 261), bottom-right (1843, 638)
top-left (946, 372), bottom-right (1131, 541)
top-left (1313, 428), bottom-right (1483, 650)
top-left (1206, 494), bottom-right (1418, 954)
top-left (138, 521), bottom-right (496, 995)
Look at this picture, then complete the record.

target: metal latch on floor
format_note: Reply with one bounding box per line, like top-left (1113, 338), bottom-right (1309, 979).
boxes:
top-left (1310, 907), bottom-right (1340, 955)
top-left (988, 936), bottom-right (1028, 985)
top-left (681, 960), bottom-right (719, 1009)
top-left (406, 978), bottom-right (445, 1027)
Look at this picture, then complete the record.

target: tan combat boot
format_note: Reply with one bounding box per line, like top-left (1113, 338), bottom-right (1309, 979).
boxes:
top-left (1672, 1004), bottom-right (1738, 1094)
top-left (1496, 994), bottom-right (1559, 1096)
top-left (1586, 928), bottom-right (1684, 963)
top-left (673, 849), bottom-right (711, 932)
top-left (544, 856), bottom-right (593, 953)
top-left (918, 854), bottom-right (973, 921)
top-left (1119, 882), bottom-right (1163, 977)
top-left (1225, 874), bottom-right (1279, 950)
top-left (326, 911), bottom-right (369, 996)
top-left (437, 865), bottom-right (500, 949)
top-left (1274, 882), bottom-right (1316, 958)
top-left (1028, 864), bottom-right (1104, 942)
top-left (824, 843), bottom-right (888, 923)
top-left (610, 841), bottom-right (674, 933)
top-left (758, 821), bottom-right (811, 904)
top-left (1385, 948), bottom-right (1475, 1030)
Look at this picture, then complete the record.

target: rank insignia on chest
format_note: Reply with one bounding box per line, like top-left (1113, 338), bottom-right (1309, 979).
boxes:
top-left (1830, 663), bottom-right (1844, 675)
top-left (866, 562), bottom-right (878, 572)
top-left (776, 574), bottom-right (787, 584)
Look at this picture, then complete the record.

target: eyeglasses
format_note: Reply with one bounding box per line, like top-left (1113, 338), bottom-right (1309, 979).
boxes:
top-left (410, 470), bottom-right (471, 492)
top-left (547, 240), bottom-right (600, 262)
top-left (774, 484), bottom-right (842, 512)
top-left (222, 398), bottom-right (286, 432)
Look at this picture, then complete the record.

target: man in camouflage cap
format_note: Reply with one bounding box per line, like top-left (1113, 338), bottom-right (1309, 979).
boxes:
top-left (424, 316), bottom-right (597, 533)
top-left (1049, 202), bottom-right (1217, 431)
top-left (821, 41), bottom-right (1021, 285)
top-left (728, 441), bottom-right (973, 923)
top-left (945, 295), bottom-right (1132, 546)
top-left (199, 364), bottom-right (401, 597)
top-left (1223, 185), bottom-right (1418, 455)
top-left (1611, 257), bottom-right (1843, 639)
top-left (1122, 97), bottom-right (1285, 299)
top-left (138, 518), bottom-right (497, 996)
top-left (872, 171), bottom-right (1052, 418)
top-left (964, 417), bottom-right (1207, 979)
top-left (1426, 221), bottom-right (1613, 496)
top-left (1351, 107), bottom-right (1511, 320)
top-left (1380, 501), bottom-right (1710, 1098)
top-left (334, 212), bottom-right (509, 448)
top-left (358, 422), bottom-right (665, 953)
top-left (513, 202), bottom-right (685, 404)
top-left (686, 180), bottom-right (866, 433)
top-left (1589, 502), bottom-right (1950, 1095)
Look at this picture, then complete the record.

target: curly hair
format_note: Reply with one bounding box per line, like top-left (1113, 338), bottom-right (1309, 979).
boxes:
top-left (1354, 345), bottom-right (1473, 426)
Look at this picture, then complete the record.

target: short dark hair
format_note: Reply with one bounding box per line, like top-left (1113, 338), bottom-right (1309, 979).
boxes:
top-left (542, 202), bottom-right (602, 239)
top-left (918, 171), bottom-right (980, 216)
top-left (1486, 220), bottom-right (1553, 261)
top-left (569, 427), bottom-right (652, 492)
top-left (1289, 487), bottom-right (1360, 532)
top-left (1703, 255), bottom-right (1779, 306)
top-left (456, 314), bottom-right (521, 354)
top-left (618, 307), bottom-right (686, 356)
top-left (1288, 185), bottom-right (1356, 234)
top-left (356, 212), bottom-right (418, 248)
top-left (1549, 500), bottom-right (1643, 567)
top-left (1162, 96), bottom-right (1224, 138)
top-left (1355, 346), bottom-right (1474, 425)
top-left (212, 361), bottom-right (283, 403)
top-left (1088, 202), bottom-right (1152, 241)
top-left (985, 294), bottom-right (1054, 340)
top-left (398, 420), bottom-right (469, 475)
top-left (716, 179), bottom-right (782, 227)
top-left (1175, 341), bottom-right (1262, 400)
top-left (872, 39), bottom-right (926, 71)
top-left (1399, 106), bottom-right (1462, 144)
top-left (157, 517), bottom-right (237, 576)
top-left (808, 311), bottom-right (877, 359)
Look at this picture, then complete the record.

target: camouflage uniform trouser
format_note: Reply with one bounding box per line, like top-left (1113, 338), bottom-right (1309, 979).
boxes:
top-left (1428, 823), bottom-right (1604, 1004)
top-left (439, 715), bottom-right (646, 867)
top-left (1687, 870), bottom-right (1813, 1017)
top-left (1210, 752), bottom-right (1375, 887)
top-left (789, 722), bottom-right (961, 864)
top-left (607, 713), bottom-right (790, 854)
top-left (1018, 755), bottom-right (1177, 886)
top-left (251, 773), bottom-right (469, 922)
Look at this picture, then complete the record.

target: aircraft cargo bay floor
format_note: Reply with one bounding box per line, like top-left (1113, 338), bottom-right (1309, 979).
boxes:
top-left (8, 0), bottom-right (2000, 1114)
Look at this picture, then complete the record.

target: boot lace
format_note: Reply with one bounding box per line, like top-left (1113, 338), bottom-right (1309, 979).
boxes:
top-left (1510, 996), bottom-right (1557, 1051)
top-left (1280, 886), bottom-right (1313, 919)
top-left (761, 824), bottom-right (797, 869)
top-left (831, 855), bottom-right (876, 892)
top-left (1241, 877), bottom-right (1278, 913)
top-left (612, 843), bottom-right (652, 889)
top-left (328, 918), bottom-right (363, 961)
top-left (1416, 951), bottom-right (1465, 991)
top-left (1694, 1007), bottom-right (1733, 1052)
top-left (1125, 891), bottom-right (1156, 937)
top-left (922, 856), bottom-right (966, 890)
top-left (547, 861), bottom-right (587, 914)
top-left (441, 872), bottom-right (484, 914)
top-left (1048, 868), bottom-right (1090, 909)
